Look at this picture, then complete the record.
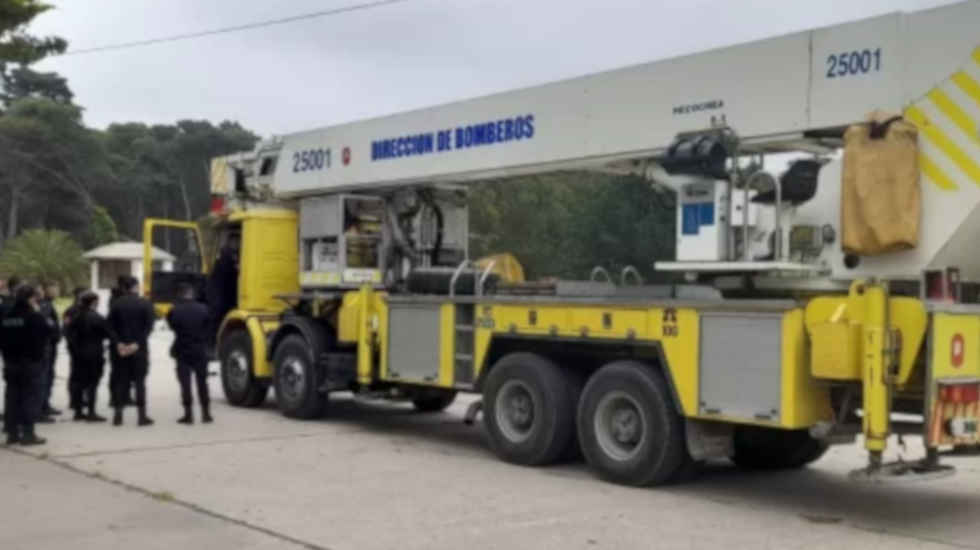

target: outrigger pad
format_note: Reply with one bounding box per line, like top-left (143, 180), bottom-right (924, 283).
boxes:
top-left (848, 460), bottom-right (955, 484)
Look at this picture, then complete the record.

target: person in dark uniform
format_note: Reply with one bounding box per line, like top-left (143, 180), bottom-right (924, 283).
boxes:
top-left (37, 281), bottom-right (62, 420)
top-left (107, 275), bottom-right (130, 409)
top-left (62, 287), bottom-right (86, 415)
top-left (65, 292), bottom-right (114, 422)
top-left (167, 283), bottom-right (213, 424)
top-left (206, 234), bottom-right (239, 346)
top-left (0, 284), bottom-right (51, 445)
top-left (0, 275), bottom-right (22, 424)
top-left (107, 276), bottom-right (155, 426)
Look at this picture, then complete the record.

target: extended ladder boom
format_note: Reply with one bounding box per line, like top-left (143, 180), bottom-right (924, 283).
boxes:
top-left (236, 1), bottom-right (980, 197)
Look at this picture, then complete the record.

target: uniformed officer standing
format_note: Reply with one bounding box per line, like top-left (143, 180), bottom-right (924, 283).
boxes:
top-left (107, 275), bottom-right (130, 409)
top-left (38, 281), bottom-right (62, 420)
top-left (167, 283), bottom-right (213, 424)
top-left (62, 287), bottom-right (86, 414)
top-left (0, 275), bottom-right (22, 423)
top-left (107, 276), bottom-right (155, 426)
top-left (66, 292), bottom-right (114, 421)
top-left (207, 235), bottom-right (239, 347)
top-left (0, 284), bottom-right (52, 445)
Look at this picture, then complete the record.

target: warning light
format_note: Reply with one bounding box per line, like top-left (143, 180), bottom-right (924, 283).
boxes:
top-left (951, 333), bottom-right (965, 368)
top-left (210, 195), bottom-right (226, 214)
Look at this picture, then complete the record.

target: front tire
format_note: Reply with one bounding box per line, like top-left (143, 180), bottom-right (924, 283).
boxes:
top-left (482, 352), bottom-right (577, 466)
top-left (272, 334), bottom-right (327, 419)
top-left (219, 329), bottom-right (269, 408)
top-left (577, 361), bottom-right (687, 486)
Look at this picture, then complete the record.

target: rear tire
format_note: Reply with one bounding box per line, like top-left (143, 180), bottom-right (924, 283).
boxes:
top-left (219, 329), bottom-right (269, 408)
top-left (731, 426), bottom-right (829, 470)
top-left (577, 361), bottom-right (686, 486)
top-left (482, 352), bottom-right (577, 466)
top-left (272, 334), bottom-right (327, 419)
top-left (412, 390), bottom-right (457, 412)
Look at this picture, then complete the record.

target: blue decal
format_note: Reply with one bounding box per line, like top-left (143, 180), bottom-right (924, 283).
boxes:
top-left (682, 204), bottom-right (700, 235)
top-left (371, 113), bottom-right (535, 162)
top-left (699, 203), bottom-right (714, 226)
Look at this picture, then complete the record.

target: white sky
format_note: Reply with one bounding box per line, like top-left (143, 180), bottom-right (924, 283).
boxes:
top-left (28, 0), bottom-right (959, 136)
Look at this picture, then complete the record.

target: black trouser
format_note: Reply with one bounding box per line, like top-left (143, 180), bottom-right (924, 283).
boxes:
top-left (67, 351), bottom-right (79, 409)
top-left (107, 348), bottom-right (122, 408)
top-left (176, 359), bottom-right (209, 408)
top-left (111, 356), bottom-right (147, 411)
top-left (69, 356), bottom-right (104, 413)
top-left (4, 363), bottom-right (42, 438)
top-left (40, 343), bottom-right (57, 412)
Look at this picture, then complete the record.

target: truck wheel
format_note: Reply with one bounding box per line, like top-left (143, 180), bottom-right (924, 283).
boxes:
top-left (483, 352), bottom-right (577, 466)
top-left (731, 426), bottom-right (828, 470)
top-left (577, 361), bottom-right (686, 486)
top-left (220, 329), bottom-right (269, 408)
top-left (272, 334), bottom-right (327, 419)
top-left (412, 391), bottom-right (457, 412)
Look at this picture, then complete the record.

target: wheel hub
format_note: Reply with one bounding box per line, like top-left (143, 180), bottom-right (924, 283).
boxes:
top-left (495, 380), bottom-right (536, 443)
top-left (280, 357), bottom-right (306, 399)
top-left (226, 350), bottom-right (249, 391)
top-left (594, 391), bottom-right (647, 462)
top-left (611, 408), bottom-right (640, 444)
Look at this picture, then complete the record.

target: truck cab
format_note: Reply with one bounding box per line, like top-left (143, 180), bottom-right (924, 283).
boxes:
top-left (144, 207), bottom-right (299, 406)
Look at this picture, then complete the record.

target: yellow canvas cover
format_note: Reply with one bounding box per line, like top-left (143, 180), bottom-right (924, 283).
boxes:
top-left (841, 111), bottom-right (920, 255)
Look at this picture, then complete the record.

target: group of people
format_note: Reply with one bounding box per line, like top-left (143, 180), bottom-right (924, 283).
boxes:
top-left (0, 273), bottom-right (216, 446)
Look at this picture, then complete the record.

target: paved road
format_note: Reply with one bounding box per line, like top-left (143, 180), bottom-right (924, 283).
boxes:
top-left (3, 327), bottom-right (980, 549)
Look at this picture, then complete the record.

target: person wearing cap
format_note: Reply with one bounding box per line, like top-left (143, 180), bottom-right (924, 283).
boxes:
top-left (0, 284), bottom-right (52, 445)
top-left (65, 291), bottom-right (115, 421)
top-left (107, 275), bottom-right (155, 426)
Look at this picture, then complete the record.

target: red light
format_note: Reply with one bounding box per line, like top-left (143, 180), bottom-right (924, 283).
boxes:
top-left (210, 195), bottom-right (225, 214)
top-left (940, 383), bottom-right (979, 403)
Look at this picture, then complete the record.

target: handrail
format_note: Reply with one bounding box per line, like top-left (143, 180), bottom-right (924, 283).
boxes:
top-left (449, 259), bottom-right (472, 298)
top-left (477, 260), bottom-right (497, 297)
top-left (590, 266), bottom-right (612, 284)
top-left (620, 265), bottom-right (644, 286)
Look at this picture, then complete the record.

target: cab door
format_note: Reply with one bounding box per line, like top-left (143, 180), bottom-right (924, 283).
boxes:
top-left (142, 219), bottom-right (207, 316)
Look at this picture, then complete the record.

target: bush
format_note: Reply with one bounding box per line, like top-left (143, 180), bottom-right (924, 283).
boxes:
top-left (0, 229), bottom-right (88, 289)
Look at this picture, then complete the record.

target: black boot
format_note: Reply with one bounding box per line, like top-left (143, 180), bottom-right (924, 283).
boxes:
top-left (74, 409), bottom-right (86, 421)
top-left (137, 406), bottom-right (154, 427)
top-left (177, 405), bottom-right (193, 425)
top-left (112, 408), bottom-right (123, 426)
top-left (20, 427), bottom-right (46, 446)
top-left (201, 404), bottom-right (213, 424)
top-left (86, 408), bottom-right (107, 423)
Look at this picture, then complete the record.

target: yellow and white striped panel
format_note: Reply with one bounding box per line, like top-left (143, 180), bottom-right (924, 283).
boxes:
top-left (905, 47), bottom-right (980, 192)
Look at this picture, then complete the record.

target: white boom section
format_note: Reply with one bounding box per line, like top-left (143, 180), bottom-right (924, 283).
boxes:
top-left (263, 1), bottom-right (979, 197)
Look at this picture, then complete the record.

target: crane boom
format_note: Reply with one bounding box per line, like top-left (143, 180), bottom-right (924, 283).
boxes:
top-left (245, 1), bottom-right (980, 197)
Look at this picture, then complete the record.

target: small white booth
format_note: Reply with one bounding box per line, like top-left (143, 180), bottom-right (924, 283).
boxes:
top-left (83, 242), bottom-right (175, 312)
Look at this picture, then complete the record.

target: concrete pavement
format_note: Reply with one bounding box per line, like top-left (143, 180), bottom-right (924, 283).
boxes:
top-left (3, 326), bottom-right (980, 549)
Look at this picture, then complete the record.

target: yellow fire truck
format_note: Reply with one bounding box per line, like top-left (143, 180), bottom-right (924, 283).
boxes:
top-left (146, 2), bottom-right (980, 486)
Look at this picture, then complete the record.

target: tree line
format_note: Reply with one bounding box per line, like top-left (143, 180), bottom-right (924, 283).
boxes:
top-left (0, 0), bottom-right (676, 287)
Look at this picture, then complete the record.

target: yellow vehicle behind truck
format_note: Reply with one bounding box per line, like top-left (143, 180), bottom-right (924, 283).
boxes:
top-left (145, 3), bottom-right (980, 486)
